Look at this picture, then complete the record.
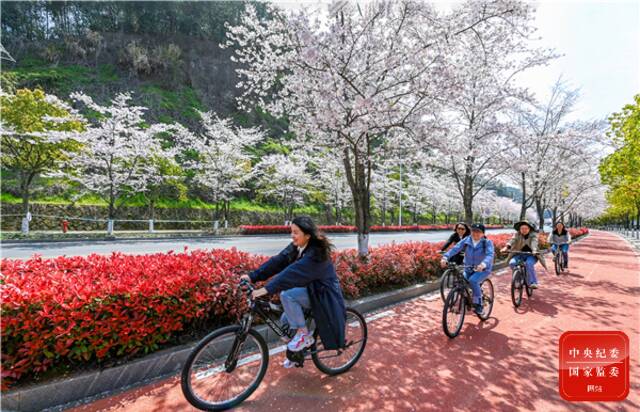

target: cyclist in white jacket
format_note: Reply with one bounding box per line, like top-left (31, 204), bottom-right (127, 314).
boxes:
top-left (549, 221), bottom-right (571, 269)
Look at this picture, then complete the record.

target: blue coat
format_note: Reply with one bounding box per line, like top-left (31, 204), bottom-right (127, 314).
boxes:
top-left (444, 236), bottom-right (495, 271)
top-left (249, 242), bottom-right (346, 350)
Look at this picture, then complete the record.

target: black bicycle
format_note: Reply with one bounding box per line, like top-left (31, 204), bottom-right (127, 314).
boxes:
top-left (438, 252), bottom-right (464, 302)
top-left (181, 280), bottom-right (368, 411)
top-left (510, 251), bottom-right (538, 307)
top-left (551, 243), bottom-right (569, 276)
top-left (442, 263), bottom-right (494, 338)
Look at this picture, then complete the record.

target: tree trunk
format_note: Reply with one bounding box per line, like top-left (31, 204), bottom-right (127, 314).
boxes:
top-left (108, 199), bottom-right (115, 220)
top-left (519, 173), bottom-right (527, 220)
top-left (343, 144), bottom-right (371, 256)
top-left (21, 188), bottom-right (30, 216)
top-left (535, 196), bottom-right (545, 232)
top-left (463, 167), bottom-right (474, 224)
top-left (324, 203), bottom-right (333, 225)
top-left (148, 199), bottom-right (155, 220)
top-left (19, 172), bottom-right (35, 216)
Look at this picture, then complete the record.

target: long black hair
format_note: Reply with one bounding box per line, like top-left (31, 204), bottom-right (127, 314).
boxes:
top-left (291, 216), bottom-right (334, 261)
top-left (553, 221), bottom-right (567, 236)
top-left (454, 222), bottom-right (470, 238)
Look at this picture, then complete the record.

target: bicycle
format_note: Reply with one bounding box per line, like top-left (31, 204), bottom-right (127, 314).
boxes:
top-left (438, 251), bottom-right (465, 302)
top-left (181, 279), bottom-right (368, 411)
top-left (442, 263), bottom-right (494, 338)
top-left (551, 243), bottom-right (569, 276)
top-left (510, 251), bottom-right (538, 307)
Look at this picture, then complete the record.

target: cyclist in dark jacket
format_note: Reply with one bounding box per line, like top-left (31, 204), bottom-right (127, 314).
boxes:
top-left (440, 223), bottom-right (470, 265)
top-left (241, 216), bottom-right (346, 369)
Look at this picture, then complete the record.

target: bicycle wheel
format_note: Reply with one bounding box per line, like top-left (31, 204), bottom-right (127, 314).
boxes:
top-left (554, 254), bottom-right (561, 276)
top-left (477, 279), bottom-right (494, 320)
top-left (511, 269), bottom-right (524, 307)
top-left (442, 288), bottom-right (466, 338)
top-left (440, 269), bottom-right (455, 302)
top-left (181, 325), bottom-right (268, 411)
top-left (312, 307), bottom-right (367, 376)
top-left (526, 282), bottom-right (533, 297)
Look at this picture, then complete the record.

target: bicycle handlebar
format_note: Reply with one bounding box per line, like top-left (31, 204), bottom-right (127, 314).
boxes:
top-left (239, 278), bottom-right (255, 298)
top-left (446, 262), bottom-right (478, 269)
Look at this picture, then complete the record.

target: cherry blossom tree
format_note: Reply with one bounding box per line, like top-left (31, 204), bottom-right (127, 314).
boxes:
top-left (493, 195), bottom-right (522, 224)
top-left (507, 79), bottom-right (605, 229)
top-left (431, 1), bottom-right (556, 225)
top-left (254, 153), bottom-right (312, 223)
top-left (310, 150), bottom-right (352, 225)
top-left (59, 92), bottom-right (180, 219)
top-left (371, 155), bottom-right (402, 226)
top-left (178, 111), bottom-right (263, 222)
top-left (225, 0), bottom-right (530, 254)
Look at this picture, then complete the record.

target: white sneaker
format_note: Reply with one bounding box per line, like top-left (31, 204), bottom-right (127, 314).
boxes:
top-left (287, 332), bottom-right (314, 352)
top-left (283, 358), bottom-right (295, 369)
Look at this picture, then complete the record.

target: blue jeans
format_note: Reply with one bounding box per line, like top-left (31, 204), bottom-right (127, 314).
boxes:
top-left (464, 269), bottom-right (491, 305)
top-left (551, 244), bottom-right (569, 265)
top-left (509, 255), bottom-right (538, 284)
top-left (280, 287), bottom-right (310, 330)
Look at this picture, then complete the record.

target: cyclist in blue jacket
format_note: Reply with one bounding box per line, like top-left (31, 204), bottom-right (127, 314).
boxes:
top-left (440, 223), bottom-right (495, 315)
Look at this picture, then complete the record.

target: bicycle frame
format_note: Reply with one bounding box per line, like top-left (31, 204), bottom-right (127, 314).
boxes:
top-left (238, 282), bottom-right (295, 341)
top-left (236, 281), bottom-right (324, 362)
top-left (511, 251), bottom-right (539, 287)
top-left (447, 264), bottom-right (477, 308)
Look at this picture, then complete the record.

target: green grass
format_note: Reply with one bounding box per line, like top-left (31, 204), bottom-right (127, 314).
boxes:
top-left (97, 64), bottom-right (119, 82)
top-left (5, 60), bottom-right (120, 98)
top-left (0, 191), bottom-right (322, 214)
top-left (7, 64), bottom-right (93, 93)
top-left (141, 85), bottom-right (205, 121)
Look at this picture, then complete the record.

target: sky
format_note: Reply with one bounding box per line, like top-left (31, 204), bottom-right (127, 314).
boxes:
top-left (274, 0), bottom-right (640, 122)
top-left (518, 0), bottom-right (640, 121)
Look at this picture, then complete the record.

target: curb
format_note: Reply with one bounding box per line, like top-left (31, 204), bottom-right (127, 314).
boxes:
top-left (2, 234), bottom-right (587, 411)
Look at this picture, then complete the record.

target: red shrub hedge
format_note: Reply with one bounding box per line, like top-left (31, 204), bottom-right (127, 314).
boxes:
top-left (239, 224), bottom-right (505, 235)
top-left (0, 248), bottom-right (263, 388)
top-left (239, 225), bottom-right (357, 235)
top-left (1, 228), bottom-right (588, 387)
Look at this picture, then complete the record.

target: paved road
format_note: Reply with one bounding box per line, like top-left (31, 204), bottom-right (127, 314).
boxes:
top-left (0, 229), bottom-right (512, 259)
top-left (71, 230), bottom-right (639, 411)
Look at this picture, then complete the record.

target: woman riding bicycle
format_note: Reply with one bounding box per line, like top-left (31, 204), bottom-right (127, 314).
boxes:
top-left (440, 222), bottom-right (471, 265)
top-left (549, 221), bottom-right (571, 269)
top-left (500, 220), bottom-right (548, 289)
top-left (240, 216), bottom-right (346, 368)
top-left (439, 223), bottom-right (495, 315)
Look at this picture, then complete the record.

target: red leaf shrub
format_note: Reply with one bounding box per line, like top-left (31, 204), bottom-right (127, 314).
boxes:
top-left (0, 248), bottom-right (263, 388)
top-left (239, 225), bottom-right (357, 234)
top-left (240, 224), bottom-right (505, 235)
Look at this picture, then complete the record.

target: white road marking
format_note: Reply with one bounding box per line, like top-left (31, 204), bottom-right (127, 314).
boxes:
top-left (195, 309), bottom-right (395, 380)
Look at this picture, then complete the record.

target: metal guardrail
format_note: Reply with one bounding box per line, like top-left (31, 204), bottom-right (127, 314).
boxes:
top-left (599, 225), bottom-right (640, 240)
top-left (5, 213), bottom-right (229, 235)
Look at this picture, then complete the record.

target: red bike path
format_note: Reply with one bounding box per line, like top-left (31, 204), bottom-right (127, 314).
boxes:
top-left (72, 230), bottom-right (640, 411)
